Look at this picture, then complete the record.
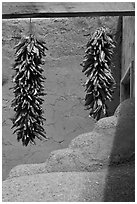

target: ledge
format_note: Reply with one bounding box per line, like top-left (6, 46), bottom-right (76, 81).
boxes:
top-left (2, 2), bottom-right (135, 19)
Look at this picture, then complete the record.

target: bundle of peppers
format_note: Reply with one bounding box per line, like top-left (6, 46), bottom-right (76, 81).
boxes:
top-left (11, 34), bottom-right (48, 146)
top-left (81, 27), bottom-right (116, 120)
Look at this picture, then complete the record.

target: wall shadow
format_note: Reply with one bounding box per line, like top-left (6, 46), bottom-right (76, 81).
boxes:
top-left (103, 99), bottom-right (135, 202)
top-left (103, 16), bottom-right (135, 201)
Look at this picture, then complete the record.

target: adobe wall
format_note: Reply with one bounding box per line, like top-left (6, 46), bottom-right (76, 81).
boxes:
top-left (2, 16), bottom-right (121, 180)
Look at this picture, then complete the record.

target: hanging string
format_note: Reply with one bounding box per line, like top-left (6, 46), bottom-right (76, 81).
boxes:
top-left (29, 18), bottom-right (33, 37)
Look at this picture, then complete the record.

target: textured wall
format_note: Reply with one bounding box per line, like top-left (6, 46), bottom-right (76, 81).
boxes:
top-left (2, 17), bottom-right (121, 180)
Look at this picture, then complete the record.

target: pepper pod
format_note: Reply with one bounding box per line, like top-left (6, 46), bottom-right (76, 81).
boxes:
top-left (81, 27), bottom-right (116, 120)
top-left (11, 34), bottom-right (48, 146)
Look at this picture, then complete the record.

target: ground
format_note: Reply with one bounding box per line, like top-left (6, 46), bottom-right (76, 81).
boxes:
top-left (2, 162), bottom-right (135, 202)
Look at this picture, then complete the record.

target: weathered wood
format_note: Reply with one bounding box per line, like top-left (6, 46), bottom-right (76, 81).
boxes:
top-left (121, 16), bottom-right (135, 78)
top-left (121, 62), bottom-right (131, 85)
top-left (2, 2), bottom-right (135, 19)
top-left (120, 16), bottom-right (135, 102)
top-left (120, 60), bottom-right (135, 102)
top-left (130, 61), bottom-right (135, 98)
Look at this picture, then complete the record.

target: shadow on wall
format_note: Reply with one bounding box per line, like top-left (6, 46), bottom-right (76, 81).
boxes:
top-left (103, 98), bottom-right (135, 202)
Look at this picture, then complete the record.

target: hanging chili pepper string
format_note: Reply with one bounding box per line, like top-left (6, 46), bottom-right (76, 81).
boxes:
top-left (81, 27), bottom-right (116, 121)
top-left (11, 19), bottom-right (48, 146)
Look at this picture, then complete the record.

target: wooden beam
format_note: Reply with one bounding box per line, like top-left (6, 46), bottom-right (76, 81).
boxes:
top-left (120, 61), bottom-right (135, 102)
top-left (121, 62), bottom-right (131, 85)
top-left (130, 61), bottom-right (135, 98)
top-left (2, 2), bottom-right (135, 19)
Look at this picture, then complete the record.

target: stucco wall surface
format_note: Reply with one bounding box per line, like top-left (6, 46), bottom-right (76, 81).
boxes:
top-left (2, 16), bottom-right (121, 180)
